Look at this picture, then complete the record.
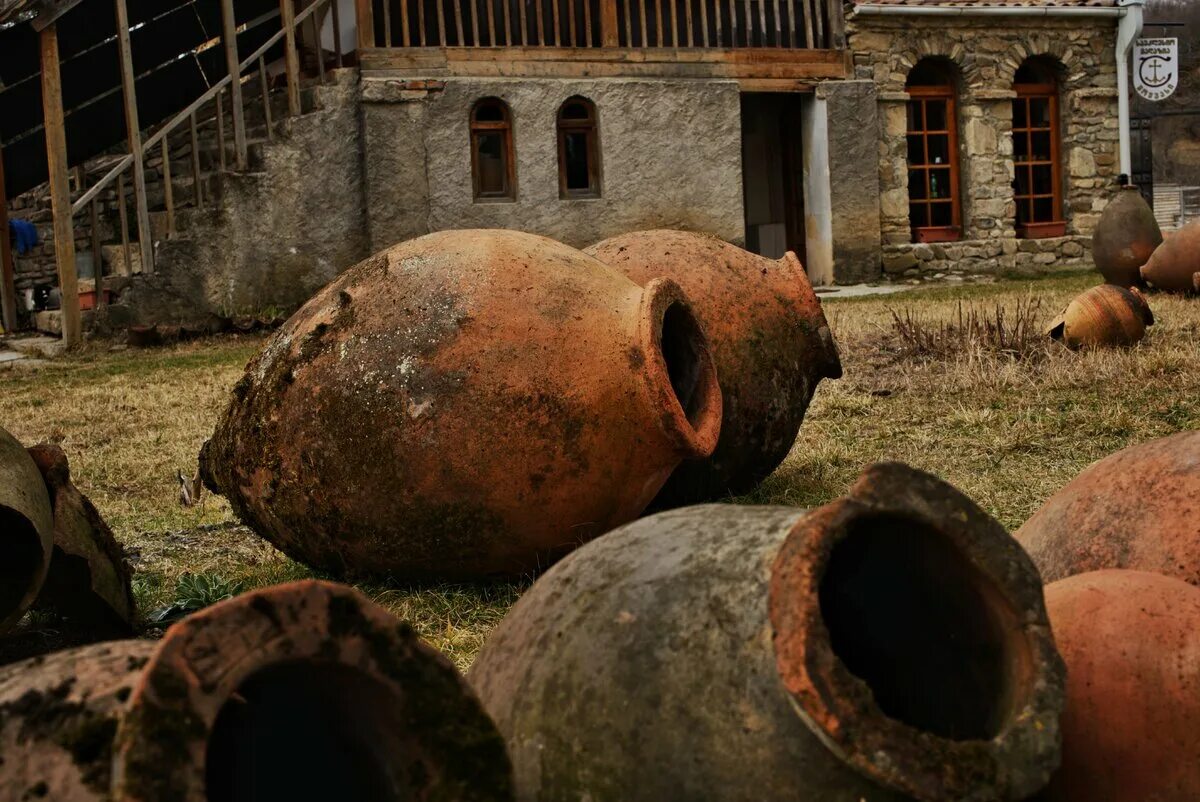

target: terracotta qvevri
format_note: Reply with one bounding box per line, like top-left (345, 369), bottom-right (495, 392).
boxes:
top-left (585, 230), bottom-right (842, 505)
top-left (1041, 570), bottom-right (1200, 801)
top-left (1045, 284), bottom-right (1153, 349)
top-left (1016, 431), bottom-right (1200, 585)
top-left (470, 463), bottom-right (1065, 802)
top-left (200, 230), bottom-right (721, 580)
top-left (1091, 184), bottom-right (1162, 287)
top-left (26, 443), bottom-right (136, 634)
top-left (1140, 219), bottom-right (1200, 293)
top-left (0, 580), bottom-right (514, 802)
top-left (0, 425), bottom-right (53, 631)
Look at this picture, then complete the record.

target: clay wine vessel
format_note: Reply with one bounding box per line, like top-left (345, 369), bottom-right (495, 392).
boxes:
top-left (1016, 430), bottom-right (1200, 585)
top-left (470, 463), bottom-right (1065, 802)
top-left (1045, 284), bottom-right (1153, 349)
top-left (585, 230), bottom-right (842, 506)
top-left (1140, 219), bottom-right (1200, 293)
top-left (200, 229), bottom-right (722, 580)
top-left (1040, 570), bottom-right (1200, 801)
top-left (0, 424), bottom-right (53, 631)
top-left (0, 580), bottom-right (514, 802)
top-left (1091, 184), bottom-right (1162, 287)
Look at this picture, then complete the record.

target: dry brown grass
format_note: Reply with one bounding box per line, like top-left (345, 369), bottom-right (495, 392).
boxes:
top-left (1, 270), bottom-right (1197, 667)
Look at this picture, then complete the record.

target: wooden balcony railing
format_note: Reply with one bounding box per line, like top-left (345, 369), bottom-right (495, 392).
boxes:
top-left (357, 0), bottom-right (844, 50)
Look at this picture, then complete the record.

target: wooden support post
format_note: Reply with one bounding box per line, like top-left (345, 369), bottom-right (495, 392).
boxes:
top-left (281, 0), bottom-right (302, 116)
top-left (220, 0), bottom-right (248, 169)
top-left (117, 173), bottom-right (132, 273)
top-left (258, 56), bottom-right (274, 140)
top-left (161, 139), bottom-right (175, 236)
top-left (89, 198), bottom-right (104, 310)
top-left (0, 141), bottom-right (18, 333)
top-left (355, 0), bottom-right (375, 49)
top-left (599, 0), bottom-right (617, 46)
top-left (311, 14), bottom-right (326, 82)
top-left (216, 89), bottom-right (228, 170)
top-left (39, 24), bottom-right (82, 348)
top-left (331, 0), bottom-right (344, 66)
top-left (114, 0), bottom-right (155, 274)
top-left (189, 112), bottom-right (204, 210)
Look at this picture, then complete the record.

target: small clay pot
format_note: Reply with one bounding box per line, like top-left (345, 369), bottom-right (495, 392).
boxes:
top-left (1140, 219), bottom-right (1200, 293)
top-left (1045, 284), bottom-right (1153, 349)
top-left (0, 580), bottom-right (514, 802)
top-left (1016, 431), bottom-right (1200, 586)
top-left (0, 425), bottom-right (53, 631)
top-left (1092, 185), bottom-right (1162, 287)
top-left (470, 463), bottom-right (1065, 802)
top-left (200, 229), bottom-right (722, 580)
top-left (1041, 570), bottom-right (1200, 801)
top-left (585, 230), bottom-right (841, 505)
top-left (26, 443), bottom-right (136, 635)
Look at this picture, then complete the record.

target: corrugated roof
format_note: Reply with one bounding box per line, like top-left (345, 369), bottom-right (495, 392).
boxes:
top-left (854, 0), bottom-right (1118, 6)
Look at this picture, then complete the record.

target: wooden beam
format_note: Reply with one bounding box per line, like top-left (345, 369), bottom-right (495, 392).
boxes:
top-left (599, 0), bottom-right (617, 46)
top-left (114, 0), bottom-right (155, 274)
top-left (356, 0), bottom-right (375, 48)
top-left (39, 24), bottom-right (81, 348)
top-left (281, 0), bottom-right (302, 115)
top-left (0, 140), bottom-right (18, 333)
top-left (220, 0), bottom-right (248, 169)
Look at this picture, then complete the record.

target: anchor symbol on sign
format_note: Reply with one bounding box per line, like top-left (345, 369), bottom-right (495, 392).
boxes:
top-left (1140, 53), bottom-right (1173, 88)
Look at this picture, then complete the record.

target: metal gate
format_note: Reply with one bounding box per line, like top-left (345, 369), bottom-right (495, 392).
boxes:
top-left (1131, 115), bottom-right (1154, 204)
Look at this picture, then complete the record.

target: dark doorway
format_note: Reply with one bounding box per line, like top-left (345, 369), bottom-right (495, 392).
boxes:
top-left (740, 93), bottom-right (805, 259)
top-left (1131, 115), bottom-right (1154, 204)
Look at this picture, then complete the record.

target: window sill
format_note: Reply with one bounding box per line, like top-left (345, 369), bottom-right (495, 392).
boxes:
top-left (912, 226), bottom-right (961, 244)
top-left (1017, 221), bottom-right (1067, 239)
top-left (472, 196), bottom-right (517, 204)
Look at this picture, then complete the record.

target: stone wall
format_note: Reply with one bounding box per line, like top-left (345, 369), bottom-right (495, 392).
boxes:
top-left (361, 76), bottom-right (746, 252)
top-left (848, 14), bottom-right (1120, 277)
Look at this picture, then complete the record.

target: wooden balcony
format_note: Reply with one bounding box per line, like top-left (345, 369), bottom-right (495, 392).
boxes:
top-left (355, 0), bottom-right (848, 84)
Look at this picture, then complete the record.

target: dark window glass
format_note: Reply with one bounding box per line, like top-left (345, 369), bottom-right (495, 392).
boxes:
top-left (557, 97), bottom-right (600, 198)
top-left (564, 132), bottom-right (590, 190)
top-left (474, 103), bottom-right (505, 122)
top-left (470, 98), bottom-right (515, 200)
top-left (909, 170), bottom-right (927, 200)
top-left (476, 133), bottom-right (506, 195)
top-left (927, 134), bottom-right (950, 165)
top-left (1033, 165), bottom-right (1053, 195)
top-left (931, 202), bottom-right (953, 226)
top-left (907, 133), bottom-right (925, 164)
top-left (925, 100), bottom-right (947, 131)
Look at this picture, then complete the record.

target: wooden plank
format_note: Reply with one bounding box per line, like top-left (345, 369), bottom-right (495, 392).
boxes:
top-left (114, 0), bottom-right (154, 273)
top-left (417, 0), bottom-right (427, 45)
top-left (514, 0), bottom-right (522, 45)
top-left (161, 138), bottom-right (175, 236)
top-left (583, 0), bottom-right (591, 46)
top-left (39, 24), bottom-right (81, 347)
top-left (311, 14), bottom-right (326, 81)
top-left (471, 0), bottom-right (481, 44)
top-left (668, 0), bottom-right (677, 46)
top-left (216, 89), bottom-right (228, 171)
top-left (385, 0), bottom-right (396, 45)
top-left (117, 173), bottom-right (131, 277)
top-left (772, 0), bottom-right (780, 46)
top-left (622, 0), bottom-right (631, 45)
top-left (331, 0), bottom-right (345, 65)
top-left (683, 0), bottom-right (691, 45)
top-left (756, 0), bottom-right (766, 48)
top-left (190, 112), bottom-right (204, 210)
top-left (0, 142), bottom-right (16, 333)
top-left (801, 0), bottom-right (813, 48)
top-left (356, 0), bottom-right (375, 48)
top-left (570, 0), bottom-right (578, 46)
top-left (281, 0), bottom-right (301, 115)
top-left (259, 56), bottom-right (274, 141)
top-left (535, 0), bottom-right (544, 45)
top-left (743, 0), bottom-right (751, 45)
top-left (487, 0), bottom-right (496, 44)
top-left (653, 0), bottom-right (660, 46)
top-left (503, 0), bottom-right (511, 44)
top-left (599, 0), bottom-right (617, 45)
top-left (551, 0), bottom-right (560, 46)
top-left (713, 0), bottom-right (722, 47)
top-left (825, 0), bottom-right (842, 48)
top-left (89, 197), bottom-right (104, 310)
top-left (220, 0), bottom-right (248, 169)
top-left (698, 0), bottom-right (708, 47)
top-left (811, 0), bottom-right (823, 48)
top-left (637, 0), bottom-right (646, 46)
top-left (786, 0), bottom-right (796, 47)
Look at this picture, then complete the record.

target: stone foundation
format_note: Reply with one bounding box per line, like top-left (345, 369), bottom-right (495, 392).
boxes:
top-left (882, 235), bottom-right (1091, 279)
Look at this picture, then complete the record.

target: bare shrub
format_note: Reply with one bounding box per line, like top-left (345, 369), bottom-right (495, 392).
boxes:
top-left (882, 295), bottom-right (1049, 363)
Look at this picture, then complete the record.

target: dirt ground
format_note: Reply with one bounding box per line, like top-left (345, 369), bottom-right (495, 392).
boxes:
top-left (2, 269), bottom-right (1197, 669)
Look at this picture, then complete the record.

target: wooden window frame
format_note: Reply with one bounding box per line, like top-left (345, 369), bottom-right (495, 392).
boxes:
top-left (906, 85), bottom-right (962, 243)
top-left (557, 97), bottom-right (602, 199)
top-left (1012, 82), bottom-right (1065, 239)
top-left (470, 98), bottom-right (517, 202)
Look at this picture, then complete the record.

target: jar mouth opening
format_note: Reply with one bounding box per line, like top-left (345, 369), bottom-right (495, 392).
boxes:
top-left (0, 508), bottom-right (49, 629)
top-left (639, 278), bottom-right (722, 459)
top-left (770, 463), bottom-right (1064, 801)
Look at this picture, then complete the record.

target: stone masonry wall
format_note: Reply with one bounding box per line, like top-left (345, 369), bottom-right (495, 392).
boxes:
top-left (848, 14), bottom-right (1120, 278)
top-left (361, 76), bottom-right (746, 252)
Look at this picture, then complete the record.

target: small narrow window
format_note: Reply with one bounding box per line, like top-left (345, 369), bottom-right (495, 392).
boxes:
top-left (906, 60), bottom-right (962, 243)
top-left (557, 97), bottom-right (601, 199)
top-left (1013, 60), bottom-right (1065, 238)
top-left (471, 98), bottom-right (516, 201)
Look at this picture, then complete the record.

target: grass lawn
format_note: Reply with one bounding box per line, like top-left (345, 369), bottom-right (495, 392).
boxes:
top-left (2, 270), bottom-right (1197, 669)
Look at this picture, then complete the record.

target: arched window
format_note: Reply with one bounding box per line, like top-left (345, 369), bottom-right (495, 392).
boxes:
top-left (1013, 59), bottom-right (1065, 238)
top-left (557, 97), bottom-right (601, 199)
top-left (471, 98), bottom-right (516, 201)
top-left (906, 59), bottom-right (962, 243)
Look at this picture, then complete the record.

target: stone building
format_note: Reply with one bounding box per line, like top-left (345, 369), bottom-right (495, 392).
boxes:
top-left (0, 0), bottom-right (1147, 334)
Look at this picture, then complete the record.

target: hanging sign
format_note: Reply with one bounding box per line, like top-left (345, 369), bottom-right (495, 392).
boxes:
top-left (1134, 37), bottom-right (1179, 101)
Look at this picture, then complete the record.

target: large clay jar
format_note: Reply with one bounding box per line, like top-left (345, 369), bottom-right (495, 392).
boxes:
top-left (0, 580), bottom-right (514, 802)
top-left (200, 230), bottom-right (722, 580)
top-left (585, 230), bottom-right (842, 506)
top-left (27, 443), bottom-right (136, 635)
top-left (0, 425), bottom-right (53, 631)
top-left (1040, 570), bottom-right (1200, 801)
top-left (1092, 184), bottom-right (1162, 287)
top-left (470, 463), bottom-right (1065, 802)
top-left (1016, 431), bottom-right (1200, 585)
top-left (1045, 284), bottom-right (1153, 349)
top-left (1140, 219), bottom-right (1200, 293)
